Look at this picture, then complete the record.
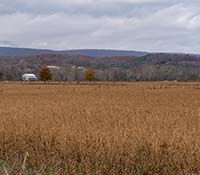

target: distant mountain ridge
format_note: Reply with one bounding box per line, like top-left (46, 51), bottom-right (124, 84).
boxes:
top-left (0, 47), bottom-right (147, 57)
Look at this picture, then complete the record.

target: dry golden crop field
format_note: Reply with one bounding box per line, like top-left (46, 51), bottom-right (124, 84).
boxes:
top-left (0, 82), bottom-right (200, 175)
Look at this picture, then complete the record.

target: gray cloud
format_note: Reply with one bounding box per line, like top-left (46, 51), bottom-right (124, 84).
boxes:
top-left (0, 0), bottom-right (200, 53)
top-left (0, 40), bottom-right (17, 47)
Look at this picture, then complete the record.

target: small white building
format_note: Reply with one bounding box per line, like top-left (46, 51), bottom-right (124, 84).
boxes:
top-left (22, 73), bottom-right (38, 81)
top-left (47, 65), bottom-right (60, 70)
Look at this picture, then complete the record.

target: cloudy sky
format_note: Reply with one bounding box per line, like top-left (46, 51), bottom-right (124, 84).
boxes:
top-left (0, 0), bottom-right (200, 53)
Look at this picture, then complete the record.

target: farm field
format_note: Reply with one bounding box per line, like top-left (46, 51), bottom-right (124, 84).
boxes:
top-left (0, 82), bottom-right (200, 175)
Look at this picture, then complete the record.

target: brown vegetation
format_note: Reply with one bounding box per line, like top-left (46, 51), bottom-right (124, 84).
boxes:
top-left (84, 68), bottom-right (96, 82)
top-left (0, 82), bottom-right (200, 174)
top-left (39, 66), bottom-right (52, 82)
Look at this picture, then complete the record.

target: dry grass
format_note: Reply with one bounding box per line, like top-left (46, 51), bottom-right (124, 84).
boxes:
top-left (0, 82), bottom-right (200, 175)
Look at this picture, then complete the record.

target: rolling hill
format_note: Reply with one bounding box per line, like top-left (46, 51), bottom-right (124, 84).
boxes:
top-left (0, 47), bottom-right (147, 57)
top-left (0, 45), bottom-right (200, 82)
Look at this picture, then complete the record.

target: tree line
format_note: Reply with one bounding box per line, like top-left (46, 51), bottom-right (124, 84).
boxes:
top-left (1, 64), bottom-right (200, 82)
top-left (1, 53), bottom-right (200, 82)
top-left (0, 66), bottom-right (96, 82)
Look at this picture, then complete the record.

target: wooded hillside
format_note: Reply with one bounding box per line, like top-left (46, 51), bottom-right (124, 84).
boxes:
top-left (0, 53), bottom-right (200, 81)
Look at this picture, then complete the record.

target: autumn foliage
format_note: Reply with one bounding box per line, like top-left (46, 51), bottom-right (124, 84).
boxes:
top-left (84, 68), bottom-right (95, 81)
top-left (39, 66), bottom-right (52, 82)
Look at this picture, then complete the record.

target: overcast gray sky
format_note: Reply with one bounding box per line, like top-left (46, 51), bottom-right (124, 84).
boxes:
top-left (0, 0), bottom-right (200, 53)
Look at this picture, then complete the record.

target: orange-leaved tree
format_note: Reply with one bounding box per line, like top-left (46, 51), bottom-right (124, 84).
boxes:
top-left (84, 68), bottom-right (96, 82)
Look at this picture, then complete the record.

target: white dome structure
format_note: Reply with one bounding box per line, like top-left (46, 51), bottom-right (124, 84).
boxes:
top-left (22, 73), bottom-right (38, 81)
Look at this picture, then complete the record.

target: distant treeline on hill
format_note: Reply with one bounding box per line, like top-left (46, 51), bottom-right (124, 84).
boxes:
top-left (0, 47), bottom-right (147, 57)
top-left (0, 52), bottom-right (200, 82)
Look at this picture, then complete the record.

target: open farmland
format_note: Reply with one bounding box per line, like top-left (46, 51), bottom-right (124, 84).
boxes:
top-left (0, 83), bottom-right (200, 175)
